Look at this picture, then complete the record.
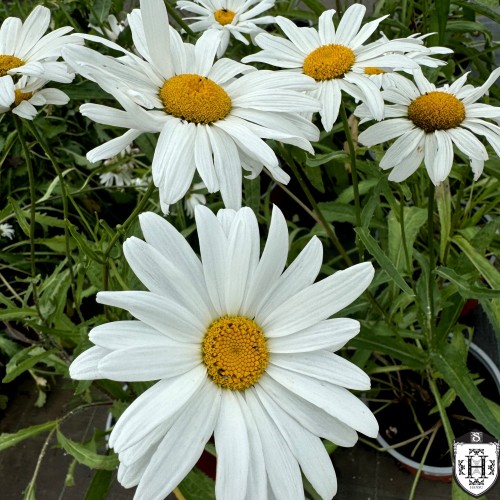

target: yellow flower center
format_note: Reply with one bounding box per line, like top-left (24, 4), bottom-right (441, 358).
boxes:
top-left (364, 67), bottom-right (385, 75)
top-left (159, 74), bottom-right (232, 124)
top-left (214, 9), bottom-right (236, 26)
top-left (407, 91), bottom-right (465, 133)
top-left (303, 44), bottom-right (356, 81)
top-left (202, 315), bottom-right (269, 391)
top-left (0, 55), bottom-right (24, 77)
top-left (14, 90), bottom-right (33, 106)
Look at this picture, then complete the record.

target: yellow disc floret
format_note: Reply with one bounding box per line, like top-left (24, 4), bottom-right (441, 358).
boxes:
top-left (14, 90), bottom-right (33, 106)
top-left (407, 91), bottom-right (465, 133)
top-left (214, 9), bottom-right (236, 26)
top-left (202, 315), bottom-right (269, 391)
top-left (303, 44), bottom-right (356, 81)
top-left (364, 67), bottom-right (385, 75)
top-left (160, 74), bottom-right (232, 124)
top-left (0, 55), bottom-right (24, 77)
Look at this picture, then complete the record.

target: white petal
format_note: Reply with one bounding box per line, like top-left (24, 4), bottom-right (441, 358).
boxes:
top-left (195, 29), bottom-right (221, 75)
top-left (245, 389), bottom-right (304, 500)
top-left (69, 346), bottom-right (109, 379)
top-left (0, 76), bottom-right (15, 107)
top-left (447, 126), bottom-right (488, 160)
top-left (380, 128), bottom-right (425, 170)
top-left (96, 291), bottom-right (205, 342)
top-left (135, 380), bottom-right (221, 499)
top-left (267, 365), bottom-right (379, 437)
top-left (276, 16), bottom-right (319, 53)
top-left (428, 129), bottom-right (454, 184)
top-left (0, 17), bottom-right (22, 56)
top-left (358, 118), bottom-right (413, 147)
top-left (86, 130), bottom-right (142, 163)
top-left (37, 88), bottom-right (69, 105)
top-left (335, 4), bottom-right (366, 45)
top-left (215, 391), bottom-right (250, 500)
top-left (318, 10), bottom-right (335, 45)
top-left (262, 262), bottom-right (374, 337)
top-left (194, 124), bottom-right (218, 192)
top-left (109, 364), bottom-right (207, 451)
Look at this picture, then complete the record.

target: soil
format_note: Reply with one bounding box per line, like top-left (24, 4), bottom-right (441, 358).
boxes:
top-left (372, 349), bottom-right (500, 469)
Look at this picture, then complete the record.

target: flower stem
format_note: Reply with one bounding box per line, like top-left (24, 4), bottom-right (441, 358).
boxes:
top-left (427, 179), bottom-right (436, 345)
top-left (102, 182), bottom-right (155, 291)
top-left (14, 117), bottom-right (44, 322)
top-left (280, 147), bottom-right (352, 266)
top-left (339, 102), bottom-right (364, 258)
top-left (165, 1), bottom-right (196, 38)
top-left (25, 120), bottom-right (83, 322)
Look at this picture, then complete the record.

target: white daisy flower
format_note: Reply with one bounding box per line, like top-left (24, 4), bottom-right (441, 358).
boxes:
top-left (356, 67), bottom-right (500, 184)
top-left (0, 223), bottom-right (14, 240)
top-left (0, 5), bottom-right (82, 84)
top-left (62, 0), bottom-right (320, 212)
top-left (0, 75), bottom-right (69, 119)
top-left (70, 205), bottom-right (378, 500)
top-left (242, 5), bottom-right (432, 132)
top-left (177, 0), bottom-right (276, 57)
top-left (184, 181), bottom-right (207, 217)
top-left (99, 146), bottom-right (140, 188)
top-left (89, 14), bottom-right (128, 43)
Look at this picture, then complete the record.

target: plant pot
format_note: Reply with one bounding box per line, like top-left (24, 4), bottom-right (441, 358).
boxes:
top-left (372, 341), bottom-right (500, 480)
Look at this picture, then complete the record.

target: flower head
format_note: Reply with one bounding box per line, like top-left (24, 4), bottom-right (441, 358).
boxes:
top-left (0, 223), bottom-right (14, 240)
top-left (70, 205), bottom-right (377, 500)
top-left (99, 146), bottom-right (140, 188)
top-left (0, 75), bottom-right (69, 119)
top-left (0, 5), bottom-right (81, 84)
top-left (243, 5), bottom-right (429, 131)
top-left (177, 0), bottom-right (276, 56)
top-left (356, 68), bottom-right (500, 184)
top-left (62, 0), bottom-right (320, 212)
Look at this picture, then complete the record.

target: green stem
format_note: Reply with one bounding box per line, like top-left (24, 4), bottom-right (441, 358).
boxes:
top-left (281, 149), bottom-right (352, 266)
top-left (428, 374), bottom-right (455, 454)
top-left (14, 117), bottom-right (44, 323)
top-left (25, 121), bottom-right (83, 322)
top-left (427, 180), bottom-right (436, 345)
top-left (103, 182), bottom-right (155, 290)
top-left (165, 1), bottom-right (196, 37)
top-left (339, 102), bottom-right (364, 258)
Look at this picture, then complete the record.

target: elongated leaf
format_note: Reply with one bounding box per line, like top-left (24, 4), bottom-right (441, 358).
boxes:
top-left (0, 421), bottom-right (58, 452)
top-left (3, 347), bottom-right (56, 383)
top-left (0, 307), bottom-right (38, 321)
top-left (435, 0), bottom-right (451, 43)
top-left (436, 181), bottom-right (451, 262)
top-left (84, 470), bottom-right (113, 500)
top-left (177, 467), bottom-right (216, 500)
top-left (56, 430), bottom-right (119, 471)
top-left (356, 227), bottom-right (414, 295)
top-left (306, 150), bottom-right (348, 167)
top-left (453, 235), bottom-right (500, 289)
top-left (9, 197), bottom-right (30, 237)
top-left (431, 342), bottom-right (499, 438)
top-left (436, 267), bottom-right (500, 299)
top-left (453, 0), bottom-right (500, 22)
top-left (446, 20), bottom-right (492, 35)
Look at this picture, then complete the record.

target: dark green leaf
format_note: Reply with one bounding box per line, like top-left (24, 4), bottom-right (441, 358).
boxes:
top-left (177, 467), bottom-right (216, 500)
top-left (84, 470), bottom-right (113, 500)
top-left (305, 150), bottom-right (348, 167)
top-left (0, 421), bottom-right (58, 452)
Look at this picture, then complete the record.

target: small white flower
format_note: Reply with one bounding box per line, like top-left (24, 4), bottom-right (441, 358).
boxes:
top-left (0, 223), bottom-right (14, 240)
top-left (0, 75), bottom-right (69, 119)
top-left (99, 146), bottom-right (140, 187)
top-left (177, 0), bottom-right (276, 56)
top-left (356, 68), bottom-right (500, 184)
top-left (0, 5), bottom-right (81, 84)
top-left (184, 182), bottom-right (207, 217)
top-left (70, 205), bottom-right (377, 500)
top-left (243, 5), bottom-right (430, 131)
top-left (62, 0), bottom-right (320, 212)
top-left (89, 14), bottom-right (128, 43)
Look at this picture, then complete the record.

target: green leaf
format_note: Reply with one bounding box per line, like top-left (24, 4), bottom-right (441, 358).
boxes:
top-left (453, 235), bottom-right (500, 289)
top-left (56, 430), bottom-right (119, 471)
top-left (177, 467), bottom-right (216, 500)
top-left (0, 307), bottom-right (38, 321)
top-left (388, 206), bottom-right (427, 273)
top-left (300, 0), bottom-right (326, 16)
top-left (84, 470), bottom-right (113, 500)
top-left (9, 197), bottom-right (30, 237)
top-left (446, 20), bottom-right (492, 35)
top-left (0, 421), bottom-right (58, 452)
top-left (305, 150), bottom-right (348, 167)
top-left (435, 0), bottom-right (451, 43)
top-left (436, 181), bottom-right (451, 262)
top-left (316, 202), bottom-right (356, 224)
top-left (436, 267), bottom-right (500, 299)
top-left (431, 340), bottom-right (499, 438)
top-left (92, 0), bottom-right (112, 23)
top-left (454, 0), bottom-right (500, 23)
top-left (3, 346), bottom-right (57, 383)
top-left (356, 227), bottom-right (414, 295)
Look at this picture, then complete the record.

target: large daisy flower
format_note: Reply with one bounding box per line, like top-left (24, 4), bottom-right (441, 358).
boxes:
top-left (242, 4), bottom-right (431, 132)
top-left (177, 0), bottom-right (276, 56)
top-left (356, 68), bottom-right (500, 184)
top-left (70, 205), bottom-right (378, 500)
top-left (0, 75), bottom-right (69, 119)
top-left (62, 0), bottom-right (319, 212)
top-left (0, 5), bottom-right (81, 84)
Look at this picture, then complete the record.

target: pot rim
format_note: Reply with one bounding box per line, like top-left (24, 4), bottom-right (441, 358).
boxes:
top-left (374, 340), bottom-right (500, 476)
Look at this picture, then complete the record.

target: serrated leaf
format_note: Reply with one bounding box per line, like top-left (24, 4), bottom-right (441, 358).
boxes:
top-left (436, 267), bottom-right (500, 299)
top-left (3, 346), bottom-right (56, 383)
top-left (305, 150), bottom-right (348, 167)
top-left (56, 430), bottom-right (119, 471)
top-left (0, 421), bottom-right (58, 452)
top-left (356, 227), bottom-right (414, 295)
